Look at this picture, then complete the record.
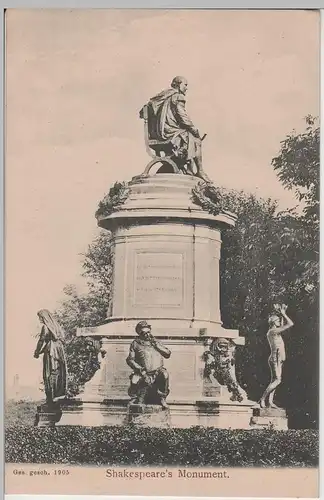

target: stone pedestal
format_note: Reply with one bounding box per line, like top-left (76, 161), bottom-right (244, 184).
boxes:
top-left (250, 407), bottom-right (288, 430)
top-left (74, 336), bottom-right (246, 402)
top-left (57, 399), bottom-right (129, 427)
top-left (170, 399), bottom-right (254, 429)
top-left (127, 404), bottom-right (171, 427)
top-left (57, 398), bottom-right (254, 429)
top-left (67, 173), bottom-right (255, 429)
top-left (79, 174), bottom-right (239, 338)
top-left (35, 402), bottom-right (62, 427)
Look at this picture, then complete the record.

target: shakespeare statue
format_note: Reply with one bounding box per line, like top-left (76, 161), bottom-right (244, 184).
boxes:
top-left (260, 304), bottom-right (294, 408)
top-left (140, 76), bottom-right (210, 181)
top-left (34, 309), bottom-right (68, 404)
top-left (126, 320), bottom-right (171, 409)
top-left (203, 338), bottom-right (247, 403)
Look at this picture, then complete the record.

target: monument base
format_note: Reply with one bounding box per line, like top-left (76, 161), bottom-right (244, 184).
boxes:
top-left (170, 399), bottom-right (254, 429)
top-left (127, 403), bottom-right (171, 427)
top-left (35, 402), bottom-right (62, 427)
top-left (250, 407), bottom-right (288, 430)
top-left (73, 337), bottom-right (248, 404)
top-left (56, 397), bottom-right (255, 429)
top-left (56, 398), bottom-right (129, 427)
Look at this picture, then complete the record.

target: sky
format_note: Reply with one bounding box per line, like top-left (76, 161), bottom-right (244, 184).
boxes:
top-left (5, 9), bottom-right (319, 393)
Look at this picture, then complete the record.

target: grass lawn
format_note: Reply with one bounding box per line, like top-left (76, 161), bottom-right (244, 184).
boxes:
top-left (5, 399), bottom-right (41, 427)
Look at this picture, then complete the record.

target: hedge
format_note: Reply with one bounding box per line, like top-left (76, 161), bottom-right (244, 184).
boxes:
top-left (5, 426), bottom-right (318, 467)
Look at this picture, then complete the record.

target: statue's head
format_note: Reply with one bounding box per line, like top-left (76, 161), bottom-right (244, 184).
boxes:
top-left (211, 338), bottom-right (232, 356)
top-left (37, 309), bottom-right (50, 324)
top-left (135, 320), bottom-right (152, 340)
top-left (268, 314), bottom-right (281, 328)
top-left (171, 76), bottom-right (188, 95)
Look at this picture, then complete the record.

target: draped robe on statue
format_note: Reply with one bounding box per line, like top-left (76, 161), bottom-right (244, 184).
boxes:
top-left (34, 310), bottom-right (68, 402)
top-left (141, 88), bottom-right (201, 163)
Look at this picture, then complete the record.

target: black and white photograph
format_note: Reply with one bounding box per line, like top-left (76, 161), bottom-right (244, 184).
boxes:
top-left (4, 8), bottom-right (319, 498)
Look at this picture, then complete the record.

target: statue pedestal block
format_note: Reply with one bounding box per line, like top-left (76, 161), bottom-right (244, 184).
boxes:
top-left (80, 175), bottom-right (240, 340)
top-left (35, 402), bottom-right (62, 427)
top-left (56, 397), bottom-right (254, 429)
top-left (78, 337), bottom-right (245, 403)
top-left (57, 399), bottom-right (129, 427)
top-left (250, 407), bottom-right (288, 430)
top-left (169, 399), bottom-right (254, 429)
top-left (63, 335), bottom-right (254, 429)
top-left (127, 403), bottom-right (171, 427)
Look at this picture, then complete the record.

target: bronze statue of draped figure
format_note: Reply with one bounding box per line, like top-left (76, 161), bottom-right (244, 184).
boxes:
top-left (34, 309), bottom-right (68, 404)
top-left (139, 76), bottom-right (210, 181)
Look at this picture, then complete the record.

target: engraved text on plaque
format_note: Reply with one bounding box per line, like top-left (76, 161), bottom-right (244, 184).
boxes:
top-left (134, 252), bottom-right (183, 307)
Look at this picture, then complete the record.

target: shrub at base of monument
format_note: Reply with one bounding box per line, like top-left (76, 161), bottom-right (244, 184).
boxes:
top-left (5, 426), bottom-right (318, 467)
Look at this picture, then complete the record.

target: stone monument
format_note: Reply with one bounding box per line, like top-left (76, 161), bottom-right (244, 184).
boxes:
top-left (58, 77), bottom-right (256, 428)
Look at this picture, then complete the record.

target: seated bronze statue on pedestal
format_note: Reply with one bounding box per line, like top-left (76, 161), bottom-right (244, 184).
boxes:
top-left (126, 321), bottom-right (171, 409)
top-left (139, 76), bottom-right (210, 181)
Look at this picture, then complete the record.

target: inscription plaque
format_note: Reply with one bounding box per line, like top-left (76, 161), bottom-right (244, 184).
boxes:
top-left (134, 252), bottom-right (183, 307)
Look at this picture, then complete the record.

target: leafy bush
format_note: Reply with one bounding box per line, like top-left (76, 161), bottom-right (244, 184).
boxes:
top-left (5, 425), bottom-right (318, 467)
top-left (65, 337), bottom-right (106, 397)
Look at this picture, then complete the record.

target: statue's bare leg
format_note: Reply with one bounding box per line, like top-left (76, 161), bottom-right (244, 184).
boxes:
top-left (259, 398), bottom-right (266, 409)
top-left (268, 362), bottom-right (282, 408)
top-left (260, 361), bottom-right (282, 408)
top-left (268, 392), bottom-right (279, 408)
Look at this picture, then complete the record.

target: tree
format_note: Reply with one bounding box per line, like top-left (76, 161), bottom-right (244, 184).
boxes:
top-left (54, 232), bottom-right (113, 396)
top-left (272, 115), bottom-right (319, 225)
top-left (271, 115), bottom-right (319, 427)
top-left (271, 115), bottom-right (319, 297)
